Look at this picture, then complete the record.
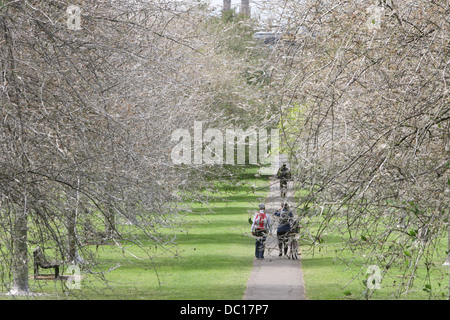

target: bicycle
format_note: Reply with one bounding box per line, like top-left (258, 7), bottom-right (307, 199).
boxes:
top-left (287, 233), bottom-right (300, 260)
top-left (280, 179), bottom-right (288, 197)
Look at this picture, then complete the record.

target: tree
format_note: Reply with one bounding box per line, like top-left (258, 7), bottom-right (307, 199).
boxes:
top-left (0, 0), bottom-right (219, 296)
top-left (263, 0), bottom-right (449, 298)
top-left (241, 0), bottom-right (250, 16)
top-left (223, 0), bottom-right (231, 12)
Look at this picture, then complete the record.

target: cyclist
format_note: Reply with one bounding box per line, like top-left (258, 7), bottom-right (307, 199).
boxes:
top-left (277, 164), bottom-right (291, 196)
top-left (251, 203), bottom-right (272, 260)
top-left (274, 203), bottom-right (293, 257)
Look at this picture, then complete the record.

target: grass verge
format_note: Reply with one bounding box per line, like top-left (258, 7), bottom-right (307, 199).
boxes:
top-left (2, 167), bottom-right (270, 299)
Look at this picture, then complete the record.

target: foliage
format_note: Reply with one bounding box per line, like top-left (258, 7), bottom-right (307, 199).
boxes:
top-left (0, 167), bottom-right (265, 299)
top-left (0, 0), bottom-right (220, 295)
top-left (265, 0), bottom-right (449, 299)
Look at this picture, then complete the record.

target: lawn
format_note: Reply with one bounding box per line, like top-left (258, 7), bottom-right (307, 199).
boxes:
top-left (3, 166), bottom-right (447, 300)
top-left (298, 215), bottom-right (449, 300)
top-left (2, 167), bottom-right (270, 299)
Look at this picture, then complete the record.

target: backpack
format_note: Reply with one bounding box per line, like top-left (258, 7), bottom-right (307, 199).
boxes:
top-left (255, 211), bottom-right (267, 230)
top-left (290, 219), bottom-right (300, 233)
top-left (278, 167), bottom-right (291, 180)
top-left (279, 209), bottom-right (291, 225)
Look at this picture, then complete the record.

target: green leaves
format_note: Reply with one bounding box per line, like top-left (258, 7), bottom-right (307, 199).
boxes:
top-left (408, 229), bottom-right (417, 237)
top-left (423, 284), bottom-right (432, 293)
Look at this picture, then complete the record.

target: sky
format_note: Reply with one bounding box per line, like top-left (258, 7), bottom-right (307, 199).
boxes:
top-left (208, 0), bottom-right (249, 9)
top-left (171, 0), bottom-right (287, 27)
top-left (205, 0), bottom-right (283, 24)
top-left (208, 0), bottom-right (272, 13)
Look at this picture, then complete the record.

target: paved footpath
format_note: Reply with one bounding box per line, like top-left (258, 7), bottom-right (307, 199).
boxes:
top-left (244, 158), bottom-right (306, 300)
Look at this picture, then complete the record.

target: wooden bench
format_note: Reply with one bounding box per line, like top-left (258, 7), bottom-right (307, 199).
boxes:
top-left (33, 247), bottom-right (61, 279)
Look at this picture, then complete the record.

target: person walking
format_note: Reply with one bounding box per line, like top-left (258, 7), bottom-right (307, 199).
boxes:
top-left (251, 203), bottom-right (271, 260)
top-left (274, 203), bottom-right (294, 257)
top-left (277, 164), bottom-right (292, 197)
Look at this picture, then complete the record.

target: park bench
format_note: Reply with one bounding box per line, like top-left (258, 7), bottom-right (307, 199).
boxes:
top-left (33, 246), bottom-right (61, 279)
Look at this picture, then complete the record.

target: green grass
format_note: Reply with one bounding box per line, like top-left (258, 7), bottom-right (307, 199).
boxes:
top-left (4, 166), bottom-right (447, 300)
top-left (298, 216), bottom-right (449, 300)
top-left (2, 167), bottom-right (270, 299)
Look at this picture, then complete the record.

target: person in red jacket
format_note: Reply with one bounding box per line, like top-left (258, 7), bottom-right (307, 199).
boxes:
top-left (251, 203), bottom-right (272, 260)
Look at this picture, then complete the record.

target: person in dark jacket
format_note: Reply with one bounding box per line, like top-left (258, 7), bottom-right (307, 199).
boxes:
top-left (274, 203), bottom-right (294, 257)
top-left (277, 164), bottom-right (292, 197)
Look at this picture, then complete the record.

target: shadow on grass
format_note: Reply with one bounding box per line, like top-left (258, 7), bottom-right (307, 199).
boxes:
top-left (176, 231), bottom-right (253, 245)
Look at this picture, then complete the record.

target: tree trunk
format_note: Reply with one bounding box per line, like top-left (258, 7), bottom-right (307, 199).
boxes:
top-left (223, 0), bottom-right (231, 12)
top-left (2, 15), bottom-right (30, 295)
top-left (67, 188), bottom-right (84, 264)
top-left (10, 205), bottom-right (29, 294)
top-left (446, 225), bottom-right (450, 300)
top-left (69, 175), bottom-right (85, 263)
top-left (105, 203), bottom-right (116, 239)
top-left (104, 175), bottom-right (116, 239)
top-left (67, 207), bottom-right (78, 262)
top-left (104, 182), bottom-right (116, 239)
top-left (241, 0), bottom-right (250, 16)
